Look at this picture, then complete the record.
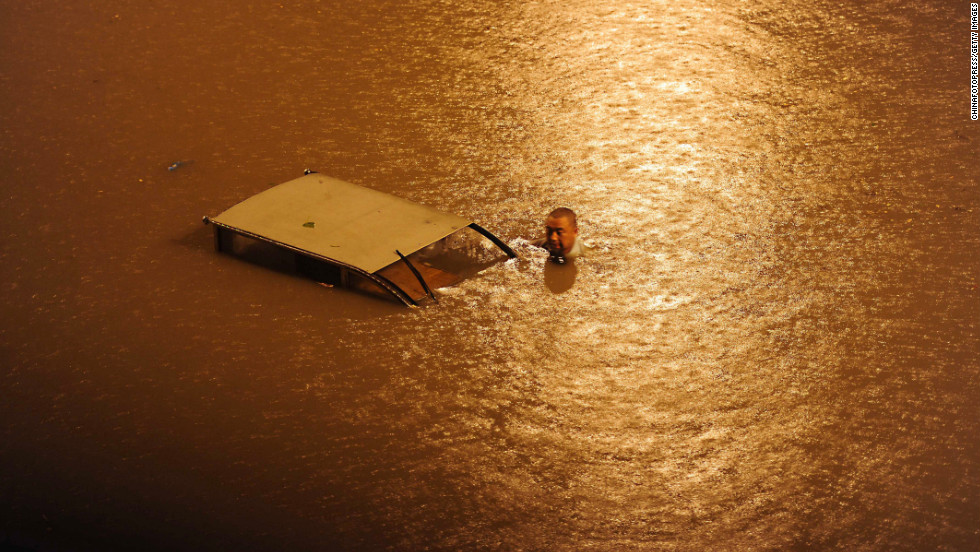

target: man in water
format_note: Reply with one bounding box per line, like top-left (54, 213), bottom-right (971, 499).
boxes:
top-left (536, 207), bottom-right (584, 263)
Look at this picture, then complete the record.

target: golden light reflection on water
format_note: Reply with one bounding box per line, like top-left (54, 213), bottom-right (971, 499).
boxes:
top-left (0, 0), bottom-right (976, 550)
top-left (326, 1), bottom-right (976, 549)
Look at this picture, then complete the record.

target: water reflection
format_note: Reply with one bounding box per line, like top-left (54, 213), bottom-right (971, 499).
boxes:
top-left (543, 258), bottom-right (578, 293)
top-left (0, 0), bottom-right (976, 550)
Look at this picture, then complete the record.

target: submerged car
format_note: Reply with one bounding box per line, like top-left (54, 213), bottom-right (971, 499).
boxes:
top-left (203, 172), bottom-right (517, 305)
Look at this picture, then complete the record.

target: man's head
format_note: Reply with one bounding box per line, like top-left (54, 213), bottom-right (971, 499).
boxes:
top-left (544, 207), bottom-right (578, 257)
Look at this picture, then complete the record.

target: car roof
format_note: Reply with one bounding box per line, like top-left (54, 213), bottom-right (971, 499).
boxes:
top-left (210, 174), bottom-right (471, 274)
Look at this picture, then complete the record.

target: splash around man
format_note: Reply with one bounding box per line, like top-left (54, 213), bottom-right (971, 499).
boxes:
top-left (536, 207), bottom-right (584, 263)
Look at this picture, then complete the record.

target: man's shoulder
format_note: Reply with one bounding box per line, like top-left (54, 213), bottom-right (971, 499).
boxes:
top-left (566, 237), bottom-right (586, 258)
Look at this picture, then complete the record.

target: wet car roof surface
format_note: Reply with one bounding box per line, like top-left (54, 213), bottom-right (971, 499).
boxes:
top-left (212, 174), bottom-right (470, 273)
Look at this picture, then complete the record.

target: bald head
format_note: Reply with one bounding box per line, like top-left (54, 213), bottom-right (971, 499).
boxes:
top-left (547, 207), bottom-right (577, 228)
top-left (544, 207), bottom-right (579, 257)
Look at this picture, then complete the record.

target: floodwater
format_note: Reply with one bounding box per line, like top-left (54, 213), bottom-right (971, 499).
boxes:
top-left (1, 0), bottom-right (978, 550)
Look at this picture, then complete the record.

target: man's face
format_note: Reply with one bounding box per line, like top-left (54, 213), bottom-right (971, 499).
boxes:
top-left (545, 215), bottom-right (578, 256)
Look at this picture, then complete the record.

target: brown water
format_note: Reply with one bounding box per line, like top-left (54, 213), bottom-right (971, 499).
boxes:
top-left (2, 1), bottom-right (978, 550)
